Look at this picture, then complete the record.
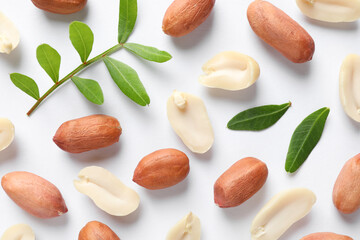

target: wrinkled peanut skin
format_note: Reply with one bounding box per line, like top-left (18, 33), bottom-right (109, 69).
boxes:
top-left (1, 171), bottom-right (68, 218)
top-left (301, 232), bottom-right (353, 240)
top-left (162, 0), bottom-right (215, 37)
top-left (247, 0), bottom-right (315, 63)
top-left (333, 153), bottom-right (360, 214)
top-left (214, 157), bottom-right (268, 208)
top-left (53, 114), bottom-right (122, 153)
top-left (133, 148), bottom-right (190, 190)
top-left (31, 0), bottom-right (87, 14)
top-left (78, 221), bottom-right (120, 240)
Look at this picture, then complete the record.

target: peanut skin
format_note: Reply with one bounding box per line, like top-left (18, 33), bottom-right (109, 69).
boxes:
top-left (301, 232), bottom-right (353, 240)
top-left (53, 114), bottom-right (122, 153)
top-left (31, 0), bottom-right (87, 14)
top-left (1, 171), bottom-right (68, 218)
top-left (133, 148), bottom-right (190, 190)
top-left (333, 153), bottom-right (360, 214)
top-left (78, 221), bottom-right (120, 240)
top-left (247, 0), bottom-right (315, 63)
top-left (162, 0), bottom-right (215, 37)
top-left (214, 157), bottom-right (268, 208)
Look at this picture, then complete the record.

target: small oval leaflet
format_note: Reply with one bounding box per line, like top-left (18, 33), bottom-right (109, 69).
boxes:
top-left (69, 21), bottom-right (94, 63)
top-left (124, 43), bottom-right (172, 63)
top-left (285, 107), bottom-right (330, 173)
top-left (227, 102), bottom-right (291, 131)
top-left (71, 76), bottom-right (104, 105)
top-left (118, 0), bottom-right (137, 43)
top-left (10, 73), bottom-right (40, 100)
top-left (103, 56), bottom-right (150, 106)
top-left (36, 44), bottom-right (61, 83)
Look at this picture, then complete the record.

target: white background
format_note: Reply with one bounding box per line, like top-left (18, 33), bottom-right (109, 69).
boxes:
top-left (1, 0), bottom-right (360, 239)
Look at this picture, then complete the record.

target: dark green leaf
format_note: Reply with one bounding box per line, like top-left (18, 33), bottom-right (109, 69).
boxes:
top-left (118, 0), bottom-right (137, 43)
top-left (103, 57), bottom-right (149, 106)
top-left (227, 102), bottom-right (291, 131)
top-left (69, 21), bottom-right (94, 63)
top-left (285, 107), bottom-right (330, 173)
top-left (36, 44), bottom-right (61, 83)
top-left (10, 73), bottom-right (40, 100)
top-left (71, 76), bottom-right (104, 105)
top-left (124, 43), bottom-right (172, 63)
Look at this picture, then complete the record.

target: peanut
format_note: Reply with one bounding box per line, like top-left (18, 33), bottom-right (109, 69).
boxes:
top-left (162, 0), bottom-right (215, 37)
top-left (133, 148), bottom-right (190, 190)
top-left (53, 114), bottom-right (122, 153)
top-left (247, 0), bottom-right (315, 63)
top-left (78, 221), bottom-right (120, 240)
top-left (1, 171), bottom-right (68, 218)
top-left (31, 0), bottom-right (87, 14)
top-left (214, 157), bottom-right (268, 208)
top-left (333, 153), bottom-right (360, 214)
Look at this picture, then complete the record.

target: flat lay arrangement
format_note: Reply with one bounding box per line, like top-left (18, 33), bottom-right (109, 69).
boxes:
top-left (1, 0), bottom-right (360, 239)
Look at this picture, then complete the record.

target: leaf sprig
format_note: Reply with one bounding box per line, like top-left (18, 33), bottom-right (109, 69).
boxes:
top-left (10, 0), bottom-right (172, 116)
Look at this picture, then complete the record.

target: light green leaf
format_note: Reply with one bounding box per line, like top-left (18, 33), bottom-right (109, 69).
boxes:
top-left (227, 102), bottom-right (291, 131)
top-left (69, 21), bottom-right (94, 63)
top-left (124, 43), bottom-right (172, 63)
top-left (10, 73), bottom-right (40, 100)
top-left (103, 57), bottom-right (150, 106)
top-left (36, 44), bottom-right (61, 83)
top-left (285, 107), bottom-right (330, 173)
top-left (118, 0), bottom-right (137, 43)
top-left (71, 76), bottom-right (104, 105)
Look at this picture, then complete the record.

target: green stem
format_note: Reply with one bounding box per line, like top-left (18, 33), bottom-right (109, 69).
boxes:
top-left (27, 44), bottom-right (123, 116)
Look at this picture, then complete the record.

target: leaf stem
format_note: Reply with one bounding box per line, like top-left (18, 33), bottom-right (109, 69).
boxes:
top-left (26, 44), bottom-right (123, 116)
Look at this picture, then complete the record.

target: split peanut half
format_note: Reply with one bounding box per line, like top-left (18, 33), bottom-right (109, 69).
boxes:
top-left (296, 0), bottom-right (360, 23)
top-left (0, 224), bottom-right (35, 240)
top-left (167, 91), bottom-right (214, 154)
top-left (199, 51), bottom-right (260, 91)
top-left (0, 118), bottom-right (14, 152)
top-left (166, 212), bottom-right (201, 240)
top-left (339, 54), bottom-right (360, 122)
top-left (251, 188), bottom-right (316, 240)
top-left (0, 12), bottom-right (20, 54)
top-left (74, 166), bottom-right (140, 216)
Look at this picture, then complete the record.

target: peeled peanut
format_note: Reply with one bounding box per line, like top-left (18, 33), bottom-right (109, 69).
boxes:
top-left (78, 221), bottom-right (120, 240)
top-left (296, 0), bottom-right (360, 23)
top-left (247, 0), bottom-right (315, 63)
top-left (251, 188), bottom-right (316, 240)
top-left (300, 232), bottom-right (353, 240)
top-left (199, 51), bottom-right (260, 91)
top-left (214, 157), bottom-right (268, 208)
top-left (133, 148), bottom-right (190, 190)
top-left (166, 212), bottom-right (201, 240)
top-left (0, 12), bottom-right (20, 54)
top-left (0, 224), bottom-right (35, 240)
top-left (53, 114), bottom-right (122, 153)
top-left (339, 54), bottom-right (360, 122)
top-left (31, 0), bottom-right (87, 14)
top-left (167, 91), bottom-right (214, 154)
top-left (333, 153), bottom-right (360, 214)
top-left (74, 166), bottom-right (140, 216)
top-left (1, 171), bottom-right (68, 218)
top-left (0, 118), bottom-right (15, 152)
top-left (162, 0), bottom-right (215, 37)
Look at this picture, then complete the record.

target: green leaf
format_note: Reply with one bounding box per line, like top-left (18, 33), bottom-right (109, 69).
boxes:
top-left (103, 57), bottom-right (150, 106)
top-left (124, 43), bottom-right (172, 63)
top-left (10, 73), bottom-right (40, 100)
top-left (285, 107), bottom-right (330, 173)
top-left (118, 0), bottom-right (137, 43)
top-left (227, 102), bottom-right (291, 131)
top-left (36, 44), bottom-right (61, 83)
top-left (71, 76), bottom-right (104, 105)
top-left (69, 21), bottom-right (94, 63)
